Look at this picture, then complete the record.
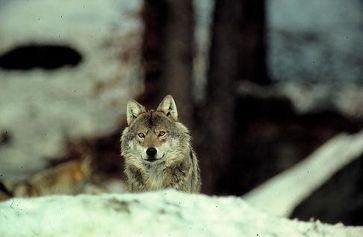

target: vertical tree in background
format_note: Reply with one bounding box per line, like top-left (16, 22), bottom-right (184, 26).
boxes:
top-left (142, 0), bottom-right (194, 127)
top-left (141, 0), bottom-right (166, 106)
top-left (159, 0), bottom-right (194, 127)
top-left (200, 0), bottom-right (242, 194)
top-left (200, 0), bottom-right (268, 194)
top-left (239, 1), bottom-right (269, 85)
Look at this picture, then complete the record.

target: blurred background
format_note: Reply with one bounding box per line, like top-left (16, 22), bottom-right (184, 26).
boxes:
top-left (0, 0), bottom-right (363, 226)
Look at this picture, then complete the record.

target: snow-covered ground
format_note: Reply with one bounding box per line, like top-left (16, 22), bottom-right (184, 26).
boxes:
top-left (243, 132), bottom-right (363, 217)
top-left (0, 190), bottom-right (362, 237)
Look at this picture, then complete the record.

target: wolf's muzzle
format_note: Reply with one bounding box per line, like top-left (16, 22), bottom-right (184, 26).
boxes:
top-left (146, 147), bottom-right (157, 161)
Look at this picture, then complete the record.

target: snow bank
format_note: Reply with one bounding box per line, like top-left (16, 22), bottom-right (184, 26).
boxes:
top-left (0, 190), bottom-right (362, 237)
top-left (243, 132), bottom-right (363, 217)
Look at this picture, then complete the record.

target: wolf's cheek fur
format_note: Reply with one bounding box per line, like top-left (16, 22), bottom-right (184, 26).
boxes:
top-left (157, 140), bottom-right (171, 157)
top-left (159, 138), bottom-right (182, 161)
top-left (124, 140), bottom-right (144, 161)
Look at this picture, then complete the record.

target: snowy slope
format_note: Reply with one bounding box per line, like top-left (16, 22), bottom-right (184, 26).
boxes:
top-left (0, 190), bottom-right (362, 237)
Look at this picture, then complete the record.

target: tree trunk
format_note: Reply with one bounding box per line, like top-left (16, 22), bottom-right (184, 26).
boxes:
top-left (158, 0), bottom-right (194, 127)
top-left (141, 0), bottom-right (194, 126)
top-left (200, 0), bottom-right (268, 194)
top-left (238, 0), bottom-right (269, 85)
top-left (200, 0), bottom-right (243, 194)
top-left (140, 0), bottom-right (166, 106)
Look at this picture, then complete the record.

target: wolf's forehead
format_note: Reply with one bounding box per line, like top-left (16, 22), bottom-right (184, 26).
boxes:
top-left (132, 111), bottom-right (171, 130)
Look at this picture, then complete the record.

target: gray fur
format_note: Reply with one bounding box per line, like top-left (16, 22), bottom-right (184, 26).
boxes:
top-left (121, 95), bottom-right (201, 193)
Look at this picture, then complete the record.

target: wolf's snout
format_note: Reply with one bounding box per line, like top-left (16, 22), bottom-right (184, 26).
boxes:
top-left (146, 147), bottom-right (157, 159)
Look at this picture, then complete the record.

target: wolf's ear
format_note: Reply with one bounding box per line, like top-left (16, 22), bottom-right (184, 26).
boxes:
top-left (126, 100), bottom-right (146, 125)
top-left (157, 95), bottom-right (178, 121)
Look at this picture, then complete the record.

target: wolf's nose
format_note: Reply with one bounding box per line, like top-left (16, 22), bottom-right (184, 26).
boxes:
top-left (146, 147), bottom-right (157, 158)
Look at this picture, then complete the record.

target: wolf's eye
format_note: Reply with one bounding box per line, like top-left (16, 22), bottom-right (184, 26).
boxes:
top-left (158, 131), bottom-right (166, 137)
top-left (137, 133), bottom-right (145, 139)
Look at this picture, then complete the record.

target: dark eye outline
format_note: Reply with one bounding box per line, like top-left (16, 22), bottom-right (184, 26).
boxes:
top-left (137, 133), bottom-right (145, 139)
top-left (158, 131), bottom-right (166, 137)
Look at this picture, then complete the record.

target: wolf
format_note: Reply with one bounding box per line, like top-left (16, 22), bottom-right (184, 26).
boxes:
top-left (3, 157), bottom-right (92, 198)
top-left (121, 95), bottom-right (201, 193)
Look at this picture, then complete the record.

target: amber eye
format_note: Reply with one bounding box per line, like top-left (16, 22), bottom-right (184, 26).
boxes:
top-left (137, 133), bottom-right (145, 139)
top-left (158, 131), bottom-right (166, 137)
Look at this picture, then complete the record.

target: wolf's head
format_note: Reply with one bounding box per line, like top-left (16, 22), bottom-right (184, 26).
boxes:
top-left (121, 95), bottom-right (190, 168)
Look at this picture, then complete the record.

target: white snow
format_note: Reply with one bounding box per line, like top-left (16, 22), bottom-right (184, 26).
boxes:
top-left (244, 132), bottom-right (363, 217)
top-left (0, 190), bottom-right (362, 237)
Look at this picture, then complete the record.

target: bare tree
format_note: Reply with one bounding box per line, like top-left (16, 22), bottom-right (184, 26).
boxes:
top-left (238, 1), bottom-right (269, 85)
top-left (159, 0), bottom-right (194, 127)
top-left (142, 0), bottom-right (194, 127)
top-left (199, 0), bottom-right (268, 194)
top-left (199, 0), bottom-right (242, 194)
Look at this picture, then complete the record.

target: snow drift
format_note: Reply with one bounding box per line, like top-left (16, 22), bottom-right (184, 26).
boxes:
top-left (0, 190), bottom-right (362, 237)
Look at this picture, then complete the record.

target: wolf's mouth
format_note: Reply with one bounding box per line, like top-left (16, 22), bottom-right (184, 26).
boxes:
top-left (145, 154), bottom-right (165, 163)
top-left (146, 158), bottom-right (157, 162)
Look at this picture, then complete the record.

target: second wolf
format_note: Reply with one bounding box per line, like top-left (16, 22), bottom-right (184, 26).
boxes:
top-left (121, 95), bottom-right (201, 193)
